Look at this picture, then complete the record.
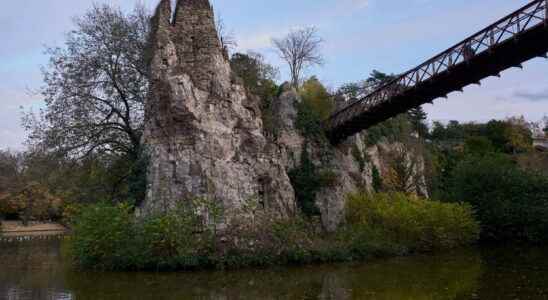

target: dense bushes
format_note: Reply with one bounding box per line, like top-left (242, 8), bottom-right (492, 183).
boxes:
top-left (427, 116), bottom-right (548, 244)
top-left (70, 202), bottom-right (140, 269)
top-left (288, 145), bottom-right (336, 217)
top-left (345, 192), bottom-right (479, 252)
top-left (70, 201), bottom-right (327, 270)
top-left (0, 182), bottom-right (63, 222)
top-left (70, 201), bottom-right (216, 270)
top-left (69, 192), bottom-right (479, 271)
top-left (445, 154), bottom-right (548, 242)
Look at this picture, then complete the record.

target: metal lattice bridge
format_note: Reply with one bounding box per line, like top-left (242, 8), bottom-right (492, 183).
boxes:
top-left (326, 0), bottom-right (548, 144)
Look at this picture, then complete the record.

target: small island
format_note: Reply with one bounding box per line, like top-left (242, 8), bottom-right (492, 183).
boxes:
top-left (1, 0), bottom-right (548, 299)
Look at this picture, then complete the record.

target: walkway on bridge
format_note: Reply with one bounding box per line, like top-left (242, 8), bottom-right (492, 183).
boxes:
top-left (327, 0), bottom-right (548, 144)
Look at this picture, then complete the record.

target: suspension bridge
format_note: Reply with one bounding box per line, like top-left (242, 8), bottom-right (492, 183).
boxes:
top-left (326, 0), bottom-right (548, 144)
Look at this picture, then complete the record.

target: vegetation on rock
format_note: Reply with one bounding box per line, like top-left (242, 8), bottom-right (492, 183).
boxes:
top-left (69, 193), bottom-right (478, 271)
top-left (288, 144), bottom-right (336, 217)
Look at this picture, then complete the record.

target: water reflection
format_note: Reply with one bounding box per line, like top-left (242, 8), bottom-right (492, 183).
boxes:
top-left (1, 240), bottom-right (548, 299)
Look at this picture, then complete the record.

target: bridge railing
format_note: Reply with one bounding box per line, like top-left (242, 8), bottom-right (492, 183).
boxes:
top-left (328, 0), bottom-right (548, 131)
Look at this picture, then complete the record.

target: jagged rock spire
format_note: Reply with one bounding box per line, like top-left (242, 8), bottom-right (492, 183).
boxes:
top-left (152, 0), bottom-right (172, 28)
top-left (176, 0), bottom-right (212, 10)
top-left (148, 0), bottom-right (224, 90)
top-left (143, 0), bottom-right (296, 221)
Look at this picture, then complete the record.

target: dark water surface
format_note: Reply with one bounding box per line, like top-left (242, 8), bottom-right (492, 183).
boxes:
top-left (1, 240), bottom-right (548, 299)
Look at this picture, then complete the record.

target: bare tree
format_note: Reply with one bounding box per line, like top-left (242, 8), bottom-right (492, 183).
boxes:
top-left (215, 12), bottom-right (237, 56)
top-left (24, 4), bottom-right (150, 160)
top-left (272, 27), bottom-right (324, 88)
top-left (381, 142), bottom-right (428, 196)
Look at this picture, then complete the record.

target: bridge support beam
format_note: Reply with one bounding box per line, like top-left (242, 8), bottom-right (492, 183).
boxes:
top-left (545, 0), bottom-right (548, 23)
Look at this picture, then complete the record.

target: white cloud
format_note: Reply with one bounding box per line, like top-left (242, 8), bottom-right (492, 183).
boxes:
top-left (237, 32), bottom-right (276, 51)
top-left (350, 0), bottom-right (369, 9)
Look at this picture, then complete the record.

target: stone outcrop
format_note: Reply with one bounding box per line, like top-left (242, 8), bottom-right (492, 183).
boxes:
top-left (142, 0), bottom-right (428, 231)
top-left (270, 85), bottom-right (305, 170)
top-left (141, 0), bottom-right (296, 220)
top-left (272, 86), bottom-right (428, 231)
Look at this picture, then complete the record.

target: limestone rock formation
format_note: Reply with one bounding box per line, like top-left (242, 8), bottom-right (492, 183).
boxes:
top-left (271, 85), bottom-right (305, 170)
top-left (142, 0), bottom-right (428, 231)
top-left (272, 86), bottom-right (428, 231)
top-left (141, 0), bottom-right (296, 220)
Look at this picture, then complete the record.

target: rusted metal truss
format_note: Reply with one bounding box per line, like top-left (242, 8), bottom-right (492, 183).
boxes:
top-left (327, 0), bottom-right (548, 143)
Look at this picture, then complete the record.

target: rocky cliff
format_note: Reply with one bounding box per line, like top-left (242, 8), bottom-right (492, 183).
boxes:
top-left (142, 0), bottom-right (427, 230)
top-left (141, 0), bottom-right (296, 221)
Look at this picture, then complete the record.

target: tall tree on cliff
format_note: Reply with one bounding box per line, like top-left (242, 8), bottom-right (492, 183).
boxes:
top-left (408, 106), bottom-right (429, 138)
top-left (272, 27), bottom-right (324, 88)
top-left (23, 4), bottom-right (151, 203)
top-left (338, 70), bottom-right (395, 100)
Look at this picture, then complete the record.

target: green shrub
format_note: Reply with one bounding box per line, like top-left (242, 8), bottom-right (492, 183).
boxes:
top-left (70, 202), bottom-right (143, 270)
top-left (299, 77), bottom-right (335, 121)
top-left (345, 192), bottom-right (479, 252)
top-left (140, 207), bottom-right (214, 269)
top-left (70, 202), bottom-right (215, 270)
top-left (288, 145), bottom-right (323, 217)
top-left (446, 154), bottom-right (548, 242)
top-left (295, 101), bottom-right (325, 139)
top-left (371, 166), bottom-right (383, 192)
top-left (70, 194), bottom-right (480, 271)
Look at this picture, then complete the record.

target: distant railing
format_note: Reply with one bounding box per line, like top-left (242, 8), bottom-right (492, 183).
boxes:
top-left (327, 0), bottom-right (548, 131)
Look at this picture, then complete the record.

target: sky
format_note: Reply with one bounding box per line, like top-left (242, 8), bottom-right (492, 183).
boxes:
top-left (1, 0), bottom-right (547, 150)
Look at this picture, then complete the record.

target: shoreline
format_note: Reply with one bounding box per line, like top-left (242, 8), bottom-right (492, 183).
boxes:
top-left (1, 221), bottom-right (68, 238)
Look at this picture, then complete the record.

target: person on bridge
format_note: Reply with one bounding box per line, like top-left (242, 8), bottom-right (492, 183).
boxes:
top-left (463, 43), bottom-right (475, 61)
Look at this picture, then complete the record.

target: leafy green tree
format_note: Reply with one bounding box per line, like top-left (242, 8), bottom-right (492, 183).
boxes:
top-left (230, 52), bottom-right (280, 137)
top-left (446, 154), bottom-right (548, 242)
top-left (287, 144), bottom-right (337, 218)
top-left (337, 82), bottom-right (365, 99)
top-left (505, 116), bottom-right (533, 154)
top-left (463, 136), bottom-right (495, 155)
top-left (25, 4), bottom-right (150, 159)
top-left (366, 70), bottom-right (393, 85)
top-left (408, 106), bottom-right (428, 138)
top-left (288, 145), bottom-right (321, 217)
top-left (22, 4), bottom-right (151, 205)
top-left (300, 76), bottom-right (334, 120)
top-left (484, 120), bottom-right (510, 152)
top-left (295, 101), bottom-right (324, 140)
top-left (430, 121), bottom-right (448, 141)
top-left (230, 51), bottom-right (279, 97)
top-left (337, 70), bottom-right (395, 100)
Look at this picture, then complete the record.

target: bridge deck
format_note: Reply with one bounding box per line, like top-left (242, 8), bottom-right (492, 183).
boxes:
top-left (327, 0), bottom-right (548, 144)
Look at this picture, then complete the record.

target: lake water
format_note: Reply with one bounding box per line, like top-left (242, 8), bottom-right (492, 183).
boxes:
top-left (1, 240), bottom-right (548, 299)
